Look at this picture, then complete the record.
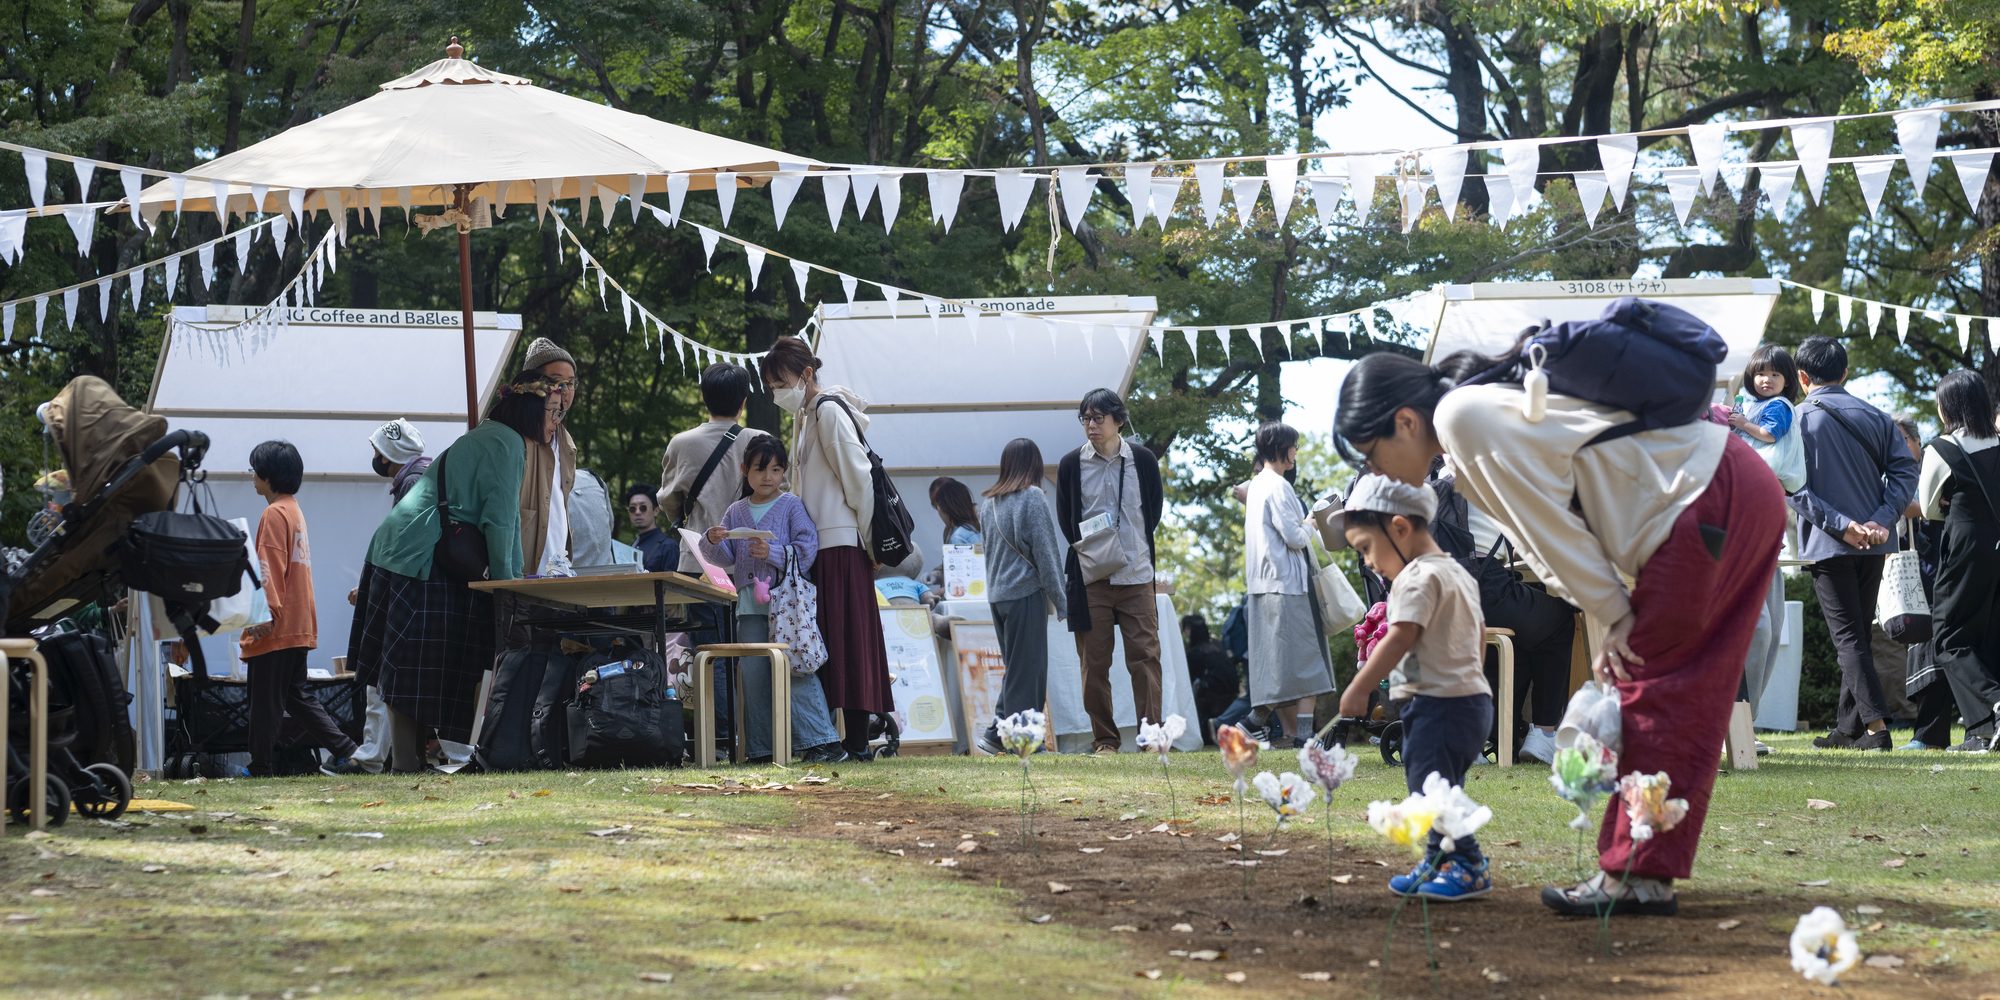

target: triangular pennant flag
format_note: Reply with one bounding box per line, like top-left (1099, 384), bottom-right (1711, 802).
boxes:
top-left (271, 214), bottom-right (289, 256)
top-left (71, 158), bottom-right (95, 202)
top-left (1211, 325), bottom-right (1230, 361)
top-left (209, 177), bottom-right (231, 225)
top-left (1147, 173), bottom-right (1185, 226)
top-left (840, 273), bottom-right (858, 303)
top-left (963, 306), bottom-right (981, 341)
top-left (1346, 155), bottom-right (1378, 225)
top-left (1865, 299), bottom-right (1883, 337)
top-left (0, 214), bottom-right (23, 264)
top-left (1894, 110), bottom-right (1941, 199)
top-left (1597, 134), bottom-right (1638, 207)
top-left (119, 169), bottom-right (145, 228)
top-left (1003, 312), bottom-right (1020, 354)
top-left (769, 171), bottom-right (804, 230)
top-left (744, 246), bottom-right (766, 290)
top-left (22, 150), bottom-right (47, 208)
top-left (129, 265), bottom-right (145, 309)
top-left (1124, 165), bottom-right (1154, 227)
top-left (395, 186), bottom-right (412, 221)
top-left (1195, 161), bottom-right (1226, 225)
top-left (1484, 174), bottom-right (1514, 227)
top-left (164, 253), bottom-right (179, 301)
top-left (883, 285), bottom-right (901, 317)
top-left (821, 172), bottom-right (850, 231)
top-left (1398, 177), bottom-right (1427, 233)
top-left (923, 297), bottom-right (941, 337)
top-left (1790, 120), bottom-right (1835, 203)
top-left (877, 170), bottom-right (903, 232)
top-left (1573, 171), bottom-right (1608, 226)
top-left (535, 178), bottom-right (555, 223)
top-left (667, 172), bottom-right (690, 222)
top-left (1501, 140), bottom-right (1541, 208)
top-left (32, 295), bottom-right (45, 336)
top-left (1429, 148), bottom-right (1468, 221)
top-left (1894, 306), bottom-right (1911, 344)
top-left (851, 171), bottom-right (880, 217)
top-left (1, 302), bottom-right (12, 342)
top-left (1267, 157), bottom-right (1299, 227)
top-left (234, 228), bottom-right (253, 272)
top-left (993, 169), bottom-right (1036, 232)
top-left (1686, 122), bottom-right (1728, 196)
top-left (1837, 294), bottom-right (1853, 329)
top-left (366, 188), bottom-right (384, 231)
top-left (927, 170), bottom-right (965, 231)
top-left (698, 226), bottom-right (720, 270)
top-left (621, 290), bottom-right (634, 331)
top-left (1852, 159), bottom-right (1895, 218)
top-left (1664, 171), bottom-right (1701, 224)
top-left (593, 185), bottom-right (617, 229)
top-left (1952, 151), bottom-right (1994, 210)
top-left (1308, 177), bottom-right (1347, 228)
top-left (63, 204), bottom-right (95, 256)
top-left (60, 286), bottom-right (80, 330)
top-left (1057, 166), bottom-right (1094, 231)
top-left (627, 173), bottom-right (647, 221)
top-left (1810, 287), bottom-right (1825, 321)
top-left (1147, 326), bottom-right (1164, 364)
top-left (1228, 175), bottom-right (1262, 227)
top-left (96, 278), bottom-right (111, 321)
top-left (1759, 162), bottom-right (1797, 212)
top-left (713, 171), bottom-right (737, 226)
top-left (1359, 309), bottom-right (1380, 341)
top-left (1956, 314), bottom-right (1973, 352)
top-left (790, 259), bottom-right (810, 302)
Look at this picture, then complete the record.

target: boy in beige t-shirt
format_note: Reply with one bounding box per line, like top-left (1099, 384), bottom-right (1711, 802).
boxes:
top-left (1331, 474), bottom-right (1493, 902)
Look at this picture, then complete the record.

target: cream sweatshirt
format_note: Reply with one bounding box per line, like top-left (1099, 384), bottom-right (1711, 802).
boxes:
top-left (793, 385), bottom-right (877, 550)
top-left (1434, 383), bottom-right (1727, 627)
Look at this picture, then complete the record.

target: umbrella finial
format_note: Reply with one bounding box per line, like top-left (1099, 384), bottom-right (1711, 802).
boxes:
top-left (446, 36), bottom-right (464, 59)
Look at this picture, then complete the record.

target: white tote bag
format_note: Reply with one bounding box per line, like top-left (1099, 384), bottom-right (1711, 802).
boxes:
top-left (1875, 522), bottom-right (1931, 643)
top-left (1309, 538), bottom-right (1368, 634)
top-left (204, 517), bottom-right (271, 634)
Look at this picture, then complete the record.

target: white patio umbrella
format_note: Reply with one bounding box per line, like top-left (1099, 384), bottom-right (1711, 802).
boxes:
top-left (129, 38), bottom-right (819, 426)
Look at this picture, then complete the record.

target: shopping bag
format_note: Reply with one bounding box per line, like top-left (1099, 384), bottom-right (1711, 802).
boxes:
top-left (1309, 538), bottom-right (1368, 634)
top-left (768, 547), bottom-right (828, 676)
top-left (1555, 680), bottom-right (1622, 753)
top-left (204, 517), bottom-right (271, 633)
top-left (1877, 522), bottom-right (1931, 644)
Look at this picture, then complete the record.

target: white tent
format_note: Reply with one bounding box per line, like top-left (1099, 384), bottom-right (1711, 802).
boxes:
top-left (813, 295), bottom-right (1158, 565)
top-left (148, 305), bottom-right (522, 675)
top-left (1424, 277), bottom-right (1783, 379)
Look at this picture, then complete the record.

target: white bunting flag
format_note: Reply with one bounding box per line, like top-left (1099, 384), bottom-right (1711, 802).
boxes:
top-left (1573, 171), bottom-right (1609, 226)
top-left (209, 177), bottom-right (231, 225)
top-left (1347, 155), bottom-right (1379, 224)
top-left (1664, 171), bottom-right (1701, 224)
top-left (1865, 299), bottom-right (1882, 337)
top-left (840, 274), bottom-right (858, 304)
top-left (395, 186), bottom-right (412, 221)
top-left (1853, 159), bottom-right (1895, 217)
top-left (164, 254), bottom-right (179, 301)
top-left (1358, 309), bottom-right (1381, 342)
top-left (1501, 140), bottom-right (1541, 208)
top-left (1125, 165), bottom-right (1154, 227)
top-left (1057, 166), bottom-right (1093, 231)
top-left (744, 246), bottom-right (766, 291)
top-left (713, 171), bottom-right (737, 226)
top-left (1810, 286), bottom-right (1825, 321)
top-left (1598, 134), bottom-right (1638, 207)
top-left (1894, 306), bottom-right (1911, 344)
top-left (1894, 109), bottom-right (1941, 198)
top-left (1791, 120), bottom-right (1835, 203)
top-left (1147, 173), bottom-right (1185, 226)
top-left (993, 169), bottom-right (1036, 232)
top-left (1179, 325), bottom-right (1200, 359)
top-left (129, 265), bottom-right (144, 309)
top-left (766, 171), bottom-right (803, 231)
top-left (535, 178), bottom-right (555, 223)
top-left (271, 214), bottom-right (289, 256)
top-left (1397, 176), bottom-right (1426, 233)
top-left (366, 188), bottom-right (384, 231)
top-left (877, 170), bottom-right (904, 232)
top-left (851, 171), bottom-right (880, 217)
top-left (923, 297), bottom-right (941, 337)
top-left (883, 285), bottom-right (902, 317)
top-left (22, 150), bottom-right (47, 208)
top-left (120, 169), bottom-right (145, 229)
top-left (0, 213), bottom-right (23, 264)
top-left (790, 260), bottom-right (810, 302)
top-left (1308, 177), bottom-right (1346, 228)
top-left (1686, 122), bottom-right (1728, 196)
top-left (927, 170), bottom-right (965, 231)
top-left (666, 172), bottom-right (691, 223)
top-left (63, 204), bottom-right (95, 256)
top-left (71, 158), bottom-right (95, 202)
top-left (1147, 326), bottom-right (1164, 364)
top-left (1956, 314), bottom-right (1973, 352)
top-left (963, 306), bottom-right (981, 341)
top-left (1953, 151), bottom-right (1994, 209)
top-left (1212, 326), bottom-right (1230, 361)
top-left (593, 185), bottom-right (617, 229)
top-left (62, 287), bottom-right (77, 329)
top-left (1, 302), bottom-right (11, 342)
top-left (698, 226), bottom-right (720, 270)
top-left (1267, 157), bottom-right (1299, 228)
top-left (620, 291), bottom-right (634, 331)
top-left (1758, 162), bottom-right (1797, 211)
top-left (1429, 148), bottom-right (1468, 221)
top-left (1837, 293), bottom-right (1853, 329)
top-left (1195, 161), bottom-right (1226, 225)
top-left (32, 295), bottom-right (45, 336)
top-left (1484, 174), bottom-right (1514, 228)
top-left (96, 278), bottom-right (111, 321)
top-left (1228, 176), bottom-right (1262, 227)
top-left (234, 228), bottom-right (253, 271)
top-left (623, 173), bottom-right (644, 221)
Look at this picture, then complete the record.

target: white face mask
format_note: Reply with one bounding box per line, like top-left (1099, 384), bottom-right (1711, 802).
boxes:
top-left (772, 384), bottom-right (806, 413)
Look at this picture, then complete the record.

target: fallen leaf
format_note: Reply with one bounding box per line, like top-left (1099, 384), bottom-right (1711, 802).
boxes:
top-left (1855, 904), bottom-right (1884, 915)
top-left (1331, 874), bottom-right (1354, 885)
top-left (1798, 879), bottom-right (1831, 887)
top-left (1119, 811), bottom-right (1142, 821)
top-left (360, 800), bottom-right (385, 809)
top-left (339, 832), bottom-right (385, 839)
top-left (1030, 914), bottom-right (1053, 924)
top-left (1864, 955), bottom-right (1905, 970)
top-left (328, 966), bottom-right (354, 976)
top-left (1107, 833), bottom-right (1134, 842)
top-left (1148, 823), bottom-right (1172, 834)
top-left (1172, 923), bottom-right (1195, 933)
top-left (1058, 797), bottom-right (1080, 804)
top-left (723, 914), bottom-right (766, 923)
top-left (1138, 970), bottom-right (1162, 980)
top-left (1187, 949), bottom-right (1223, 962)
top-left (798, 774), bottom-right (831, 785)
top-left (7, 914), bottom-right (40, 924)
top-left (1111, 925), bottom-right (1139, 933)
top-left (141, 865), bottom-right (168, 874)
top-left (1225, 844), bottom-right (1243, 853)
top-left (531, 789), bottom-right (554, 797)
top-left (917, 841), bottom-right (937, 848)
top-left (1225, 971), bottom-right (1248, 983)
top-left (638, 972), bottom-right (675, 983)
top-left (1806, 798), bottom-right (1837, 811)
top-left (931, 858), bottom-right (959, 868)
top-left (557, 885), bottom-right (583, 893)
top-left (1883, 858), bottom-right (1907, 869)
top-left (1048, 881), bottom-right (1073, 894)
top-left (28, 888), bottom-right (61, 897)
top-left (885, 849), bottom-right (906, 857)
top-left (1226, 860), bottom-right (1260, 868)
top-left (1716, 919), bottom-right (1742, 931)
top-left (1080, 847), bottom-right (1105, 854)
top-left (370, 863), bottom-right (395, 872)
top-left (1299, 971), bottom-right (1333, 982)
top-left (1865, 921), bottom-right (1885, 932)
top-left (955, 841), bottom-right (980, 854)
top-left (1481, 968), bottom-right (1509, 984)
top-left (1497, 839), bottom-right (1521, 848)
top-left (1215, 832), bottom-right (1240, 843)
top-left (1255, 849), bottom-right (1289, 857)
top-left (588, 825), bottom-right (634, 838)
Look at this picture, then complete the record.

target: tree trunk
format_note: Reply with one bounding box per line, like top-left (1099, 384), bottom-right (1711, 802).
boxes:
top-left (222, 0), bottom-right (257, 155)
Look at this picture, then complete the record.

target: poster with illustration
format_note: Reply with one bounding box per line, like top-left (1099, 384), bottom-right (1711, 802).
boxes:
top-left (949, 622), bottom-right (1008, 752)
top-left (942, 544), bottom-right (987, 600)
top-left (881, 608), bottom-right (955, 749)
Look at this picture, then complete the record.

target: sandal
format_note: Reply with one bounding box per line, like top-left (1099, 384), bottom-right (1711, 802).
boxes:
top-left (1540, 871), bottom-right (1678, 917)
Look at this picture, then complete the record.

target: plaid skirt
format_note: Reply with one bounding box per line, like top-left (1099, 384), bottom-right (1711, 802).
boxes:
top-left (347, 561), bottom-right (495, 743)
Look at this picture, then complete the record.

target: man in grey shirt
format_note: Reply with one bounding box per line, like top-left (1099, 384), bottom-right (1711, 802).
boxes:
top-left (1787, 337), bottom-right (1920, 752)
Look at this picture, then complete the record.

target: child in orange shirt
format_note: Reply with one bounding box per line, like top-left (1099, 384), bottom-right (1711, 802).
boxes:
top-left (242, 441), bottom-right (357, 777)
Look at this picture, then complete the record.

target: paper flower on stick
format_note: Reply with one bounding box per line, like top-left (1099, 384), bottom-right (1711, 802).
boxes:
top-left (1789, 907), bottom-right (1860, 985)
top-left (1367, 793), bottom-right (1441, 856)
top-left (1367, 773), bottom-right (1492, 855)
top-left (1298, 741), bottom-right (1357, 794)
top-left (1549, 733), bottom-right (1621, 830)
top-left (1421, 772), bottom-right (1492, 854)
top-left (1216, 724), bottom-right (1261, 790)
top-left (1618, 771), bottom-right (1688, 843)
top-left (996, 709), bottom-right (1046, 758)
top-left (1252, 771), bottom-right (1316, 824)
top-left (1136, 715), bottom-right (1187, 762)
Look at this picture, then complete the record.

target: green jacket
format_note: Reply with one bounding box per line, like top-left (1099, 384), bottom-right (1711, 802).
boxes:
top-left (366, 419), bottom-right (527, 582)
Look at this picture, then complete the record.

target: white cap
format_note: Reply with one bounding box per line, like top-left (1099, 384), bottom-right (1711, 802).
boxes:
top-left (1317, 474), bottom-right (1438, 550)
top-left (368, 418), bottom-right (425, 464)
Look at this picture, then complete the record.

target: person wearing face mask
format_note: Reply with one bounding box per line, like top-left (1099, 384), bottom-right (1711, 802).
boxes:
top-left (1241, 421), bottom-right (1335, 747)
top-left (515, 338), bottom-right (580, 578)
top-left (335, 418), bottom-right (434, 774)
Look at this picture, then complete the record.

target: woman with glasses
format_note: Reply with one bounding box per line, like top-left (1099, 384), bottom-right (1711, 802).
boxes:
top-left (514, 338), bottom-right (580, 577)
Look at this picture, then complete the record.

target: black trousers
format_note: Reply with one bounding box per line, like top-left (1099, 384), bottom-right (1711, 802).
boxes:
top-left (246, 647), bottom-right (357, 774)
top-left (1809, 555), bottom-right (1891, 736)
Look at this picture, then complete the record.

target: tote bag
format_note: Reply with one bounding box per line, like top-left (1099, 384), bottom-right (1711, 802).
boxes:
top-left (205, 517), bottom-right (272, 634)
top-left (1308, 535), bottom-right (1368, 634)
top-left (768, 546), bottom-right (828, 676)
top-left (1876, 520), bottom-right (1931, 644)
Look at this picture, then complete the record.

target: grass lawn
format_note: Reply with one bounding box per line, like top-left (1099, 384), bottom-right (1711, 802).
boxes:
top-left (4, 732), bottom-right (1998, 998)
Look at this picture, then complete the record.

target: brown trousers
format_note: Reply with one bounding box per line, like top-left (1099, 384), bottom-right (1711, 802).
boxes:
top-left (1074, 580), bottom-right (1163, 750)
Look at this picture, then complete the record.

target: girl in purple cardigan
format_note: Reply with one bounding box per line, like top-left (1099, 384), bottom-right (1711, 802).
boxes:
top-left (700, 435), bottom-right (846, 763)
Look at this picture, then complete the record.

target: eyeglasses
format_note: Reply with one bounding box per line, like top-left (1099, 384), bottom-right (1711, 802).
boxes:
top-left (545, 379), bottom-right (579, 394)
top-left (626, 504), bottom-right (653, 513)
top-left (1078, 413), bottom-right (1112, 426)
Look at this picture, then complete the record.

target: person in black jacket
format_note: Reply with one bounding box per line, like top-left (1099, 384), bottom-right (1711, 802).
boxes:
top-left (1056, 388), bottom-right (1165, 752)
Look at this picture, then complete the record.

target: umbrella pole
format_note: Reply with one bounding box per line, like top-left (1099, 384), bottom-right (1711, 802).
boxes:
top-left (454, 183), bottom-right (478, 431)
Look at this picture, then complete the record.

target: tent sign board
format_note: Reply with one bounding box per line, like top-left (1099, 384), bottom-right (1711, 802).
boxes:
top-left (149, 306), bottom-right (522, 675)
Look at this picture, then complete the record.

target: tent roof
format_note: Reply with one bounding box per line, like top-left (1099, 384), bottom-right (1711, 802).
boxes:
top-left (1425, 278), bottom-right (1782, 378)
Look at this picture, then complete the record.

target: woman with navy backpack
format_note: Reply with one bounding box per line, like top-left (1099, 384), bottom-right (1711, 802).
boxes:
top-left (1335, 300), bottom-right (1786, 919)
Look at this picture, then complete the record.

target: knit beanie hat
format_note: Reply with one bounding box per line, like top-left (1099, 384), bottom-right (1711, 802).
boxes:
top-left (368, 418), bottom-right (426, 464)
top-left (523, 337), bottom-right (574, 371)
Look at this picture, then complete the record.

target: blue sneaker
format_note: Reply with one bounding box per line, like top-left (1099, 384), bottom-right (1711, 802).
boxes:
top-left (1388, 857), bottom-right (1437, 896)
top-left (1415, 859), bottom-right (1492, 901)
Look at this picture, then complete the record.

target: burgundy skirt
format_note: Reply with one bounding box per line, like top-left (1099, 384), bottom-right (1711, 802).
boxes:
top-left (812, 545), bottom-right (893, 714)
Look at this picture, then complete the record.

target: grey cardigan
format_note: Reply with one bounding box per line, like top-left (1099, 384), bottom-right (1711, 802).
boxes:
top-left (979, 486), bottom-right (1068, 614)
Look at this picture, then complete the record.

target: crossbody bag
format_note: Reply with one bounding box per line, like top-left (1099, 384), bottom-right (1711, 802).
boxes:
top-left (1074, 454), bottom-right (1132, 584)
top-left (432, 447), bottom-right (489, 582)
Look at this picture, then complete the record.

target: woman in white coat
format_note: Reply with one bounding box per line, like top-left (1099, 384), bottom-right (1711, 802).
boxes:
top-left (1242, 421), bottom-right (1334, 744)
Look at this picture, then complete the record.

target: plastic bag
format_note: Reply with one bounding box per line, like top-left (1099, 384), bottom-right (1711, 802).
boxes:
top-left (205, 517), bottom-right (271, 633)
top-left (1555, 680), bottom-right (1622, 754)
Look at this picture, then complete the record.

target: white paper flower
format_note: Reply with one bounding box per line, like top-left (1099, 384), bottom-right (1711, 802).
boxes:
top-left (1366, 792), bottom-right (1440, 855)
top-left (1618, 771), bottom-right (1688, 843)
top-left (1789, 906), bottom-right (1860, 985)
top-left (1252, 770), bottom-right (1317, 822)
top-left (996, 709), bottom-right (1046, 758)
top-left (1420, 771), bottom-right (1493, 854)
top-left (1136, 715), bottom-right (1187, 760)
top-left (1297, 741), bottom-right (1358, 793)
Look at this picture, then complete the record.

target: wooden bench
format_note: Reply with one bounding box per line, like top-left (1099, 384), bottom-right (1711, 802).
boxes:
top-left (692, 643), bottom-right (795, 766)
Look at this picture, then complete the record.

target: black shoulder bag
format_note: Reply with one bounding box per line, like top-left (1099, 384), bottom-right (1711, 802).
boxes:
top-left (674, 426), bottom-right (744, 532)
top-left (433, 447), bottom-right (490, 582)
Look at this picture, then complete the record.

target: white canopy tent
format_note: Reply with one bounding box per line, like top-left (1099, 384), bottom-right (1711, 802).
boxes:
top-left (1423, 278), bottom-right (1783, 379)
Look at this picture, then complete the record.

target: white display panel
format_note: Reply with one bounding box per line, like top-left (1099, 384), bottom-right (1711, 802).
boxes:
top-left (1426, 278), bottom-right (1781, 379)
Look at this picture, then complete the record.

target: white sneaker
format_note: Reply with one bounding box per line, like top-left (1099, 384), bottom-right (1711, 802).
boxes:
top-left (1519, 727), bottom-right (1557, 764)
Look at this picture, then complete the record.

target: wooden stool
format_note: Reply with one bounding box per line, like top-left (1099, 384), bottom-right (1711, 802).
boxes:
top-left (693, 643), bottom-right (794, 766)
top-left (1721, 700), bottom-right (1759, 771)
top-left (0, 638), bottom-right (51, 831)
top-left (1484, 628), bottom-right (1516, 768)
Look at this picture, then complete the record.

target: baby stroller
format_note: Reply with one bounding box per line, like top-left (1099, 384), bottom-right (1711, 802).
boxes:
top-left (6, 627), bottom-right (135, 824)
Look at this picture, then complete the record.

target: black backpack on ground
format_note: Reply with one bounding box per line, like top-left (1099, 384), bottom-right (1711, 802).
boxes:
top-left (814, 396), bottom-right (917, 567)
top-left (477, 644), bottom-right (568, 771)
top-left (530, 650), bottom-right (590, 769)
top-left (565, 641), bottom-right (683, 769)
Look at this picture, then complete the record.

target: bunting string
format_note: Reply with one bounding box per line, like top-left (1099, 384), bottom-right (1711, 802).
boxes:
top-left (162, 227), bottom-right (340, 362)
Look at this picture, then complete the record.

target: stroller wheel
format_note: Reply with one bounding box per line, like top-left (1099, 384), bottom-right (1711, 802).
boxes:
top-left (1378, 720), bottom-right (1404, 766)
top-left (9, 773), bottom-right (72, 827)
top-left (74, 763), bottom-right (133, 820)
